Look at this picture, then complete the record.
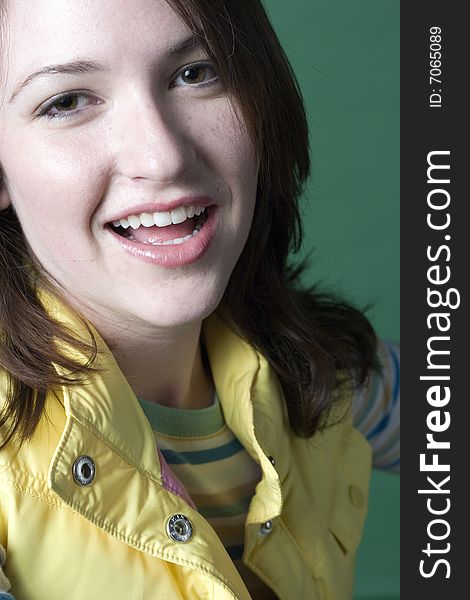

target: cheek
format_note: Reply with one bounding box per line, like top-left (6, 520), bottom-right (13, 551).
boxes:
top-left (220, 124), bottom-right (259, 222)
top-left (207, 115), bottom-right (258, 209)
top-left (194, 99), bottom-right (257, 178)
top-left (1, 133), bottom-right (107, 239)
top-left (221, 129), bottom-right (258, 236)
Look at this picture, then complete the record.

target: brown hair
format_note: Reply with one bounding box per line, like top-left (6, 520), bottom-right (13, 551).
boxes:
top-left (0, 0), bottom-right (377, 449)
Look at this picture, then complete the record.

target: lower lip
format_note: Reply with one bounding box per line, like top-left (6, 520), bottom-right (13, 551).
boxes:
top-left (107, 206), bottom-right (218, 268)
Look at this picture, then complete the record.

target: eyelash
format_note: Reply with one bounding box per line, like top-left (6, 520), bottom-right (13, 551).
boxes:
top-left (37, 61), bottom-right (220, 121)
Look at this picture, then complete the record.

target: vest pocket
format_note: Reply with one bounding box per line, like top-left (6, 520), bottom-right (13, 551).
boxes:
top-left (327, 428), bottom-right (372, 555)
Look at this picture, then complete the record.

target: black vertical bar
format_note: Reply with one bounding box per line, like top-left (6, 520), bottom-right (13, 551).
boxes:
top-left (401, 2), bottom-right (466, 598)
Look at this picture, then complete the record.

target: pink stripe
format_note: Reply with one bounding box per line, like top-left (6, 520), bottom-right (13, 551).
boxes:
top-left (156, 446), bottom-right (197, 510)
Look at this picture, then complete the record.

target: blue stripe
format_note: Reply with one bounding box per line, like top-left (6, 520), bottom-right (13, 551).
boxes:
top-left (226, 544), bottom-right (244, 560)
top-left (161, 438), bottom-right (244, 465)
top-left (366, 413), bottom-right (391, 440)
top-left (387, 341), bottom-right (400, 407)
top-left (366, 342), bottom-right (400, 441)
top-left (380, 457), bottom-right (400, 470)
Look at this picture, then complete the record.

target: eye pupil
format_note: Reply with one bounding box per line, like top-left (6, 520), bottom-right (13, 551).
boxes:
top-left (183, 66), bottom-right (205, 83)
top-left (57, 96), bottom-right (78, 111)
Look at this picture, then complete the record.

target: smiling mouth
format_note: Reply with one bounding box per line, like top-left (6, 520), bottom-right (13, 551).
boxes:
top-left (109, 205), bottom-right (210, 245)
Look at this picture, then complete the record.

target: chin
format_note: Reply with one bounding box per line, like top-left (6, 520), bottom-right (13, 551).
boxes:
top-left (130, 292), bottom-right (222, 330)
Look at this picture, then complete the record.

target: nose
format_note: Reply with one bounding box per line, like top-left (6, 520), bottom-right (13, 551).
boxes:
top-left (110, 93), bottom-right (197, 184)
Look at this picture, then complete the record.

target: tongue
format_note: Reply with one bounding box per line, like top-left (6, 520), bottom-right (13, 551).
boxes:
top-left (130, 219), bottom-right (196, 244)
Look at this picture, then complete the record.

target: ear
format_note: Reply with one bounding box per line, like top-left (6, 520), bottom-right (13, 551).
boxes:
top-left (0, 171), bottom-right (11, 210)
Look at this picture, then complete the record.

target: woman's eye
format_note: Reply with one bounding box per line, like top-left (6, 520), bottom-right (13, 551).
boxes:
top-left (37, 92), bottom-right (99, 120)
top-left (171, 62), bottom-right (219, 88)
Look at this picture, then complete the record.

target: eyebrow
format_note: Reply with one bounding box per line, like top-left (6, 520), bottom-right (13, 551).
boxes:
top-left (8, 60), bottom-right (106, 104)
top-left (8, 34), bottom-right (201, 105)
top-left (168, 34), bottom-right (201, 56)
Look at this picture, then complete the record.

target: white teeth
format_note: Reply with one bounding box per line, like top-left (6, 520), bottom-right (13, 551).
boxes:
top-left (170, 207), bottom-right (187, 225)
top-left (140, 212), bottom-right (155, 227)
top-left (128, 215), bottom-right (141, 230)
top-left (113, 205), bottom-right (207, 230)
top-left (153, 211), bottom-right (172, 227)
top-left (125, 228), bottom-right (201, 246)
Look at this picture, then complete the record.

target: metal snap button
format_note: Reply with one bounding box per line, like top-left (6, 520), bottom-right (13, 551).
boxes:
top-left (166, 514), bottom-right (194, 543)
top-left (348, 485), bottom-right (365, 509)
top-left (259, 520), bottom-right (273, 536)
top-left (72, 455), bottom-right (96, 486)
top-left (267, 456), bottom-right (276, 466)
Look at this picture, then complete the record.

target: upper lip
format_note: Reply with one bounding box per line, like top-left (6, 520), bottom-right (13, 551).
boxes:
top-left (106, 195), bottom-right (216, 224)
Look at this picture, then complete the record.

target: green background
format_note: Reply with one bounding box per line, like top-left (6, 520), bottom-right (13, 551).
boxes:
top-left (263, 1), bottom-right (399, 599)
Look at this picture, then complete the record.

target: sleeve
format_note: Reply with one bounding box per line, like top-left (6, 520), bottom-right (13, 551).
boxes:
top-left (0, 545), bottom-right (14, 599)
top-left (351, 339), bottom-right (400, 473)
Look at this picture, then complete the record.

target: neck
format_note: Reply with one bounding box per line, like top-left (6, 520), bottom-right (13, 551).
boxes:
top-left (81, 312), bottom-right (214, 410)
top-left (43, 287), bottom-right (215, 410)
top-left (109, 322), bottom-right (214, 410)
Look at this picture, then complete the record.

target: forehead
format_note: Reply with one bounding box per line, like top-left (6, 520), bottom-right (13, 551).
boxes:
top-left (2, 0), bottom-right (189, 79)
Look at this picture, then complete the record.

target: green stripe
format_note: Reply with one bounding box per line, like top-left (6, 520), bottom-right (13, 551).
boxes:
top-left (161, 437), bottom-right (244, 465)
top-left (138, 392), bottom-right (224, 437)
top-left (199, 494), bottom-right (253, 519)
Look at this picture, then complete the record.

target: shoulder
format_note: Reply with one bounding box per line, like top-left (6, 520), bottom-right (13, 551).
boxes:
top-left (1, 385), bottom-right (67, 496)
top-left (352, 339), bottom-right (400, 472)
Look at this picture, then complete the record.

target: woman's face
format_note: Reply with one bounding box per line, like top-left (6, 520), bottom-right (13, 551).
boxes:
top-left (0, 0), bottom-right (258, 333)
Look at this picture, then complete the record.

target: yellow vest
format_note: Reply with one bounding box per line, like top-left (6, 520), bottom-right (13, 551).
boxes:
top-left (0, 295), bottom-right (371, 599)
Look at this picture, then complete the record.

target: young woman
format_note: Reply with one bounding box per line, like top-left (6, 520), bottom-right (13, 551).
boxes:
top-left (0, 1), bottom-right (399, 598)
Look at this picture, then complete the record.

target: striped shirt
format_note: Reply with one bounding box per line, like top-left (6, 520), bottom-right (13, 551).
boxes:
top-left (352, 340), bottom-right (400, 473)
top-left (138, 396), bottom-right (275, 598)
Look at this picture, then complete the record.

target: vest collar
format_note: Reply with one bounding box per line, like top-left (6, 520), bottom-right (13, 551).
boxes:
top-left (40, 290), bottom-right (284, 522)
top-left (202, 313), bottom-right (285, 522)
